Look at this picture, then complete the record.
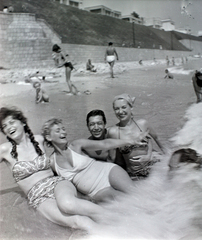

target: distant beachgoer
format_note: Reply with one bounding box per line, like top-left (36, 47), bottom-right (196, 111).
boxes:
top-left (86, 59), bottom-right (97, 72)
top-left (33, 82), bottom-right (49, 104)
top-left (3, 6), bottom-right (8, 13)
top-left (139, 60), bottom-right (143, 65)
top-left (164, 69), bottom-right (174, 79)
top-left (85, 109), bottom-right (116, 162)
top-left (8, 5), bottom-right (14, 12)
top-left (192, 70), bottom-right (202, 103)
top-left (52, 44), bottom-right (80, 95)
top-left (166, 56), bottom-right (170, 66)
top-left (104, 42), bottom-right (119, 78)
top-left (185, 57), bottom-right (188, 63)
top-left (181, 57), bottom-right (184, 65)
top-left (172, 57), bottom-right (175, 66)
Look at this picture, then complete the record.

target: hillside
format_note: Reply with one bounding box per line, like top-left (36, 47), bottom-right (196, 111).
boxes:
top-left (1, 0), bottom-right (197, 50)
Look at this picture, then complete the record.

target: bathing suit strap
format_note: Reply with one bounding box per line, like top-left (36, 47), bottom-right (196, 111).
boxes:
top-left (118, 118), bottom-right (143, 139)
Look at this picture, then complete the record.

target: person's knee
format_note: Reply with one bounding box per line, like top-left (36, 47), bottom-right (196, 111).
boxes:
top-left (57, 197), bottom-right (78, 214)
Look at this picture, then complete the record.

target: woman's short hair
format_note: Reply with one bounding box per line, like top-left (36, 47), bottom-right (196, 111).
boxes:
top-left (86, 110), bottom-right (107, 125)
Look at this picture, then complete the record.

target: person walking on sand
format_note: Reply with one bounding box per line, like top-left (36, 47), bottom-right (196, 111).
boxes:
top-left (104, 42), bottom-right (119, 78)
top-left (52, 44), bottom-right (80, 95)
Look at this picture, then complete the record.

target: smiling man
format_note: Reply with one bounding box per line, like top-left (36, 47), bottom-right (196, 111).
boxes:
top-left (85, 109), bottom-right (116, 162)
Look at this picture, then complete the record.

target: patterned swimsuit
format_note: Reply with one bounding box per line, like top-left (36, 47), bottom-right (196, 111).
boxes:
top-left (118, 120), bottom-right (153, 178)
top-left (12, 155), bottom-right (64, 209)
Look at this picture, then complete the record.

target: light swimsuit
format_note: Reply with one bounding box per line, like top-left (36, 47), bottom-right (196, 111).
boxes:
top-left (53, 148), bottom-right (115, 198)
top-left (118, 120), bottom-right (153, 178)
top-left (12, 154), bottom-right (64, 209)
top-left (107, 55), bottom-right (115, 63)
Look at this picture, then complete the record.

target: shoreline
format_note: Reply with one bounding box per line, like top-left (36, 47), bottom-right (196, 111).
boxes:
top-left (0, 57), bottom-right (202, 240)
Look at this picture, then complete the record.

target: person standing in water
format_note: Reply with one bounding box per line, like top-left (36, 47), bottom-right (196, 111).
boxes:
top-left (104, 42), bottom-right (119, 78)
top-left (52, 44), bottom-right (80, 95)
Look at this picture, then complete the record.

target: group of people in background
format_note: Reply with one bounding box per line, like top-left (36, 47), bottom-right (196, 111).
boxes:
top-left (51, 42), bottom-right (119, 96)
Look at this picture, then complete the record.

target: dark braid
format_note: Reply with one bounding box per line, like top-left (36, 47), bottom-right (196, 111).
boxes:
top-left (7, 136), bottom-right (18, 160)
top-left (24, 124), bottom-right (43, 156)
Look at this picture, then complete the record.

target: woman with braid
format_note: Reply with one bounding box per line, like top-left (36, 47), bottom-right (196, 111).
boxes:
top-left (0, 107), bottom-right (112, 232)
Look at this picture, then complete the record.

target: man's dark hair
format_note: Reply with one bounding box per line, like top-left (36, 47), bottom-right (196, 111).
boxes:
top-left (86, 109), bottom-right (107, 125)
top-left (108, 42), bottom-right (113, 46)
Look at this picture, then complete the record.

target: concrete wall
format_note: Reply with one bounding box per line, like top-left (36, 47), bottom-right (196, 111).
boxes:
top-left (0, 12), bottom-right (199, 69)
top-left (180, 39), bottom-right (202, 55)
top-left (61, 43), bottom-right (191, 64)
top-left (0, 12), bottom-right (60, 68)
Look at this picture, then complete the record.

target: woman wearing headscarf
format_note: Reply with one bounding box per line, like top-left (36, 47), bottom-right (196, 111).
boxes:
top-left (107, 93), bottom-right (165, 180)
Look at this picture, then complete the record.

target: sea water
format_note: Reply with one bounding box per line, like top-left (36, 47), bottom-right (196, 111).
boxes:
top-left (74, 103), bottom-right (202, 240)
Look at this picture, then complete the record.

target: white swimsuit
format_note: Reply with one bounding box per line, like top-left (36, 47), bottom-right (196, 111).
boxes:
top-left (53, 148), bottom-right (115, 198)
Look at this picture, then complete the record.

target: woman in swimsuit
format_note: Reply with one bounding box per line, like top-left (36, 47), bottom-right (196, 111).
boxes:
top-left (104, 42), bottom-right (119, 78)
top-left (107, 93), bottom-right (164, 179)
top-left (0, 107), bottom-right (112, 231)
top-left (52, 44), bottom-right (79, 95)
top-left (41, 118), bottom-right (139, 203)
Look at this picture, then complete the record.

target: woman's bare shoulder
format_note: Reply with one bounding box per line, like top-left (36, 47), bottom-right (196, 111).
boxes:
top-left (0, 142), bottom-right (12, 162)
top-left (136, 119), bottom-right (148, 129)
top-left (35, 134), bottom-right (44, 142)
top-left (107, 125), bottom-right (119, 137)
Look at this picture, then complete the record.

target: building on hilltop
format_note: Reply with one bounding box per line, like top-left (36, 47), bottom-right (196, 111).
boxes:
top-left (144, 18), bottom-right (176, 31)
top-left (122, 15), bottom-right (144, 24)
top-left (198, 31), bottom-right (202, 37)
top-left (53, 0), bottom-right (81, 8)
top-left (84, 5), bottom-right (121, 19)
top-left (161, 19), bottom-right (175, 31)
top-left (144, 17), bottom-right (162, 29)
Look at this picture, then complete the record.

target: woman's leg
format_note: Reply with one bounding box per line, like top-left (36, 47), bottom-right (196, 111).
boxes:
top-left (108, 166), bottom-right (135, 194)
top-left (71, 83), bottom-right (79, 94)
top-left (109, 61), bottom-right (115, 78)
top-left (54, 180), bottom-right (106, 222)
top-left (65, 67), bottom-right (73, 93)
top-left (37, 198), bottom-right (97, 231)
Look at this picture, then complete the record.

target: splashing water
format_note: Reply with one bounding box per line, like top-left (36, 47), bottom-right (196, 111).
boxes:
top-left (72, 103), bottom-right (202, 240)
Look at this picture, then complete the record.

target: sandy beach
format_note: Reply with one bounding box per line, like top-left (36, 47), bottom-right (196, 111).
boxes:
top-left (0, 57), bottom-right (202, 240)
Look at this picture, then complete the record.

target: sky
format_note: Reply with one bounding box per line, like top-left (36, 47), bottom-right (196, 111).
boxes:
top-left (82, 0), bottom-right (202, 36)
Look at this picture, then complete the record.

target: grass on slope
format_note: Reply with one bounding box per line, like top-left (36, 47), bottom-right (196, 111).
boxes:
top-left (1, 0), bottom-right (191, 50)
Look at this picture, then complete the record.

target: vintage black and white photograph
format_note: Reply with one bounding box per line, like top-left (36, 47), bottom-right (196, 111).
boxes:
top-left (0, 0), bottom-right (202, 239)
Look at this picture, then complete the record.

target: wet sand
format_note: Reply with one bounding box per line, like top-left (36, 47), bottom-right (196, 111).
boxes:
top-left (0, 58), bottom-right (201, 239)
